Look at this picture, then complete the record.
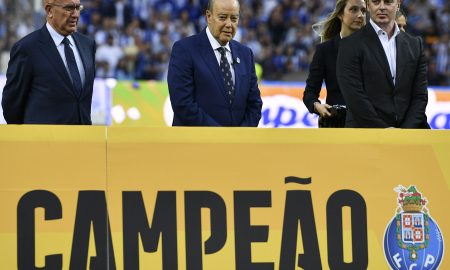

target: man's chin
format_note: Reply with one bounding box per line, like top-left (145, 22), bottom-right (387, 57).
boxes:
top-left (219, 39), bottom-right (231, 45)
top-left (67, 27), bottom-right (78, 33)
top-left (374, 18), bottom-right (389, 24)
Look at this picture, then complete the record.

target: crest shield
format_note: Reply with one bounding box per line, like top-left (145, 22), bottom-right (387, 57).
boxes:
top-left (384, 185), bottom-right (444, 270)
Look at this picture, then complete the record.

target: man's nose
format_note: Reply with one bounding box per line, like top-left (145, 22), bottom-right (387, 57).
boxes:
top-left (225, 18), bottom-right (232, 27)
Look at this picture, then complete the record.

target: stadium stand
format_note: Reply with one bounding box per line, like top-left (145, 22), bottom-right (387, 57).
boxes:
top-left (0, 0), bottom-right (449, 85)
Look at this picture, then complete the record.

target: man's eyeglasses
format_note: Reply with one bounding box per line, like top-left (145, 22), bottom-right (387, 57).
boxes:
top-left (49, 3), bottom-right (84, 13)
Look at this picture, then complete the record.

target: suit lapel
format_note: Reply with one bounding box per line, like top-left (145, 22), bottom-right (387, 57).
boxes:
top-left (364, 24), bottom-right (395, 89)
top-left (72, 33), bottom-right (90, 98)
top-left (199, 30), bottom-right (228, 101)
top-left (38, 26), bottom-right (77, 98)
top-left (230, 41), bottom-right (241, 106)
top-left (395, 33), bottom-right (408, 87)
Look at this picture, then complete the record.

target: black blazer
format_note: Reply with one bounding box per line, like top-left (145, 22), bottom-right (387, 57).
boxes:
top-left (336, 23), bottom-right (429, 128)
top-left (2, 25), bottom-right (96, 124)
top-left (303, 35), bottom-right (345, 114)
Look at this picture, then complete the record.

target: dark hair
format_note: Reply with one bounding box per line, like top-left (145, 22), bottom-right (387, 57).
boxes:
top-left (396, 8), bottom-right (407, 19)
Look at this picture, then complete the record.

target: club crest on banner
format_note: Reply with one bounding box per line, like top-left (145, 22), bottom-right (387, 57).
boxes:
top-left (384, 185), bottom-right (444, 270)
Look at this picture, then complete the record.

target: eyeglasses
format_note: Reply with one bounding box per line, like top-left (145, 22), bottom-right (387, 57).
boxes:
top-left (49, 3), bottom-right (84, 13)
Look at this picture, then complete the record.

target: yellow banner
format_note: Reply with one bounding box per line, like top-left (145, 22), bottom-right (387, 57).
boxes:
top-left (1, 126), bottom-right (449, 269)
top-left (0, 125), bottom-right (107, 269)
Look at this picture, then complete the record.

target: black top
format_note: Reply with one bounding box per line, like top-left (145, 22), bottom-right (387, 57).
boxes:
top-left (303, 35), bottom-right (345, 114)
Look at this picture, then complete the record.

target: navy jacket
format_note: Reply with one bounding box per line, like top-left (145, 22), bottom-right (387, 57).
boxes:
top-left (167, 29), bottom-right (262, 126)
top-left (2, 25), bottom-right (96, 124)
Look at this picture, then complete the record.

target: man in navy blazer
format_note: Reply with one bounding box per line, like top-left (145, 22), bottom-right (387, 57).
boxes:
top-left (167, 0), bottom-right (262, 126)
top-left (2, 0), bottom-right (96, 124)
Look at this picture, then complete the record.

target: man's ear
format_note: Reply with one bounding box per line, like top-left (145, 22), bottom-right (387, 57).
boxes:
top-left (45, 4), bottom-right (53, 18)
top-left (205, 9), bottom-right (212, 25)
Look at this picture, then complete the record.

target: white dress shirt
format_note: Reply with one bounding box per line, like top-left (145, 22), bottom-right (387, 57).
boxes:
top-left (206, 27), bottom-right (235, 84)
top-left (370, 19), bottom-right (400, 85)
top-left (46, 23), bottom-right (86, 86)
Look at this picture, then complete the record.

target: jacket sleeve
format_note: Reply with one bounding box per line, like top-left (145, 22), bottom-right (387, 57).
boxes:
top-left (167, 40), bottom-right (221, 126)
top-left (2, 42), bottom-right (33, 124)
top-left (303, 44), bottom-right (324, 114)
top-left (240, 48), bottom-right (263, 127)
top-left (400, 37), bottom-right (429, 128)
top-left (336, 37), bottom-right (389, 128)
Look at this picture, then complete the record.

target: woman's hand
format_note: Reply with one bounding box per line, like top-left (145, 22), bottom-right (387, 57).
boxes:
top-left (314, 102), bottom-right (333, 117)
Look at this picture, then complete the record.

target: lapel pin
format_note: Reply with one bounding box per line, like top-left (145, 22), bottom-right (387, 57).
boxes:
top-left (236, 57), bottom-right (240, 64)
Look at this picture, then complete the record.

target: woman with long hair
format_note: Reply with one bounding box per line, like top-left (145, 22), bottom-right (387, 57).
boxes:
top-left (303, 0), bottom-right (366, 127)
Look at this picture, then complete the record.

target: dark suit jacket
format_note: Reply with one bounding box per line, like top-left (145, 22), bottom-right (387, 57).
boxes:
top-left (336, 23), bottom-right (429, 128)
top-left (2, 25), bottom-right (96, 124)
top-left (303, 35), bottom-right (345, 114)
top-left (167, 29), bottom-right (263, 126)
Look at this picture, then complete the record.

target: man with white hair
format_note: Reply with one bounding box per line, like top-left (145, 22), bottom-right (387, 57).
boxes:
top-left (2, 0), bottom-right (96, 124)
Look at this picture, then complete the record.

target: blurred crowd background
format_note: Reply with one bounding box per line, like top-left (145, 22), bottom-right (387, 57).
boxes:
top-left (0, 0), bottom-right (449, 85)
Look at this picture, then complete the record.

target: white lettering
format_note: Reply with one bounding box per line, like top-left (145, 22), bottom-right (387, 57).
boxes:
top-left (393, 253), bottom-right (402, 268)
top-left (409, 263), bottom-right (417, 270)
top-left (424, 254), bottom-right (435, 267)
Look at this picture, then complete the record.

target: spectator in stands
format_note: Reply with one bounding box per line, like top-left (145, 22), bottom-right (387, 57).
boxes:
top-left (396, 9), bottom-right (407, 32)
top-left (115, 57), bottom-right (133, 80)
top-left (428, 60), bottom-right (447, 86)
top-left (433, 33), bottom-right (450, 85)
top-left (135, 42), bottom-right (157, 80)
top-left (96, 33), bottom-right (124, 78)
top-left (303, 0), bottom-right (366, 127)
top-left (0, 0), bottom-right (449, 84)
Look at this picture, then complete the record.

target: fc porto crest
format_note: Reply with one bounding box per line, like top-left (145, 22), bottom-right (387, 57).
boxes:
top-left (384, 185), bottom-right (444, 269)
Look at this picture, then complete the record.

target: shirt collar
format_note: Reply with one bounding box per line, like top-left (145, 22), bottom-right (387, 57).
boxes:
top-left (206, 26), bottom-right (231, 53)
top-left (46, 22), bottom-right (75, 46)
top-left (369, 19), bottom-right (400, 39)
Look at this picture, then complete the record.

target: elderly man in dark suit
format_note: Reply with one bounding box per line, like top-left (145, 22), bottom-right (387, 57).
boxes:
top-left (2, 0), bottom-right (96, 124)
top-left (167, 0), bottom-right (262, 126)
top-left (336, 0), bottom-right (429, 128)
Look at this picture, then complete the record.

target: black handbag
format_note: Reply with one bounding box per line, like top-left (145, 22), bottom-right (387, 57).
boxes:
top-left (318, 105), bottom-right (347, 128)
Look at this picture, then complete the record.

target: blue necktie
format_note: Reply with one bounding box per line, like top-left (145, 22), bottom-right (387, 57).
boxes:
top-left (62, 37), bottom-right (82, 96)
top-left (217, 47), bottom-right (234, 104)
